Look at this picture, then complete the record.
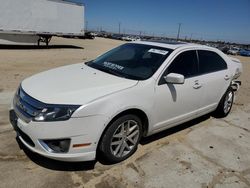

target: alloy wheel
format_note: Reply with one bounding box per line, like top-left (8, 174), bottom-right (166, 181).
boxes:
top-left (223, 91), bottom-right (233, 114)
top-left (110, 120), bottom-right (140, 158)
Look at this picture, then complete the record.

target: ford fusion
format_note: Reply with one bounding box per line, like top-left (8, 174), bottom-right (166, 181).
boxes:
top-left (10, 41), bottom-right (242, 163)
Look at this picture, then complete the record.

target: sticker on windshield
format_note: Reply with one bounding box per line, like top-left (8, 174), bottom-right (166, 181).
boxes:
top-left (103, 62), bottom-right (124, 70)
top-left (148, 49), bottom-right (169, 55)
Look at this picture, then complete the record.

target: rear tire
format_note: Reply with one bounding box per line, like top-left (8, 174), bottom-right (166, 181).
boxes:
top-left (99, 114), bottom-right (142, 163)
top-left (214, 87), bottom-right (234, 118)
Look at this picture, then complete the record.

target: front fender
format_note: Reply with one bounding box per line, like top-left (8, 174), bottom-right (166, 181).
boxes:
top-left (72, 80), bottom-right (155, 134)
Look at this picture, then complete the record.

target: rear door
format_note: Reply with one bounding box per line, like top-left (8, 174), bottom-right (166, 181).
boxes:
top-left (196, 50), bottom-right (231, 114)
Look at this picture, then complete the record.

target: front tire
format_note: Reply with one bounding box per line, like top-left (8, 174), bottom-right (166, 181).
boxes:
top-left (214, 87), bottom-right (234, 118)
top-left (99, 114), bottom-right (142, 163)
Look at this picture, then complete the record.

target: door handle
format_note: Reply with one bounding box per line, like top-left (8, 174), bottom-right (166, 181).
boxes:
top-left (193, 81), bottom-right (202, 89)
top-left (224, 75), bottom-right (230, 80)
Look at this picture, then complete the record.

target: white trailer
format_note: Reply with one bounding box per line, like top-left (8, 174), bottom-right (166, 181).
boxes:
top-left (0, 0), bottom-right (84, 45)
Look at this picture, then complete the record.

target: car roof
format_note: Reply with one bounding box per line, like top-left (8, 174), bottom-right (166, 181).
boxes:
top-left (133, 40), bottom-right (205, 50)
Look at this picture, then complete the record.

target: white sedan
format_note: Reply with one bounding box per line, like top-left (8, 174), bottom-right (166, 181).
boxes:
top-left (10, 41), bottom-right (242, 163)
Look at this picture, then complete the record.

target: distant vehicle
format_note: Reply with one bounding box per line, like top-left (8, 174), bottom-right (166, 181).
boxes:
top-left (112, 34), bottom-right (123, 40)
top-left (91, 32), bottom-right (98, 37)
top-left (0, 0), bottom-right (84, 46)
top-left (217, 45), bottom-right (229, 54)
top-left (10, 41), bottom-right (242, 163)
top-left (97, 32), bottom-right (109, 38)
top-left (122, 36), bottom-right (132, 41)
top-left (122, 36), bottom-right (141, 41)
top-left (84, 32), bottom-right (95, 39)
top-left (227, 47), bottom-right (240, 55)
top-left (239, 49), bottom-right (250, 57)
top-left (130, 36), bottom-right (141, 41)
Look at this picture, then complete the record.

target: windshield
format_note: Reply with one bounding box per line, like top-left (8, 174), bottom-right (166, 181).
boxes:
top-left (87, 43), bottom-right (173, 80)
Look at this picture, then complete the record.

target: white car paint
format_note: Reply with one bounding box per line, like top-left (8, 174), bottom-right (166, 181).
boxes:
top-left (21, 63), bottom-right (138, 105)
top-left (10, 41), bottom-right (242, 161)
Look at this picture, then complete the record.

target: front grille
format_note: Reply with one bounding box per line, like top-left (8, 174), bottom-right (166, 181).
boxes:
top-left (13, 87), bottom-right (44, 123)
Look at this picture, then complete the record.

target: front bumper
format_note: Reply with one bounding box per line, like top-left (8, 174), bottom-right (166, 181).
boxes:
top-left (231, 80), bottom-right (241, 92)
top-left (9, 109), bottom-right (106, 162)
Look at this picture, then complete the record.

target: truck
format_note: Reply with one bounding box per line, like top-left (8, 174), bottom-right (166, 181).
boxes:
top-left (0, 0), bottom-right (84, 46)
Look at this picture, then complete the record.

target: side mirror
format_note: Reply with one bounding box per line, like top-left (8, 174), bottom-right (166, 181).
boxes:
top-left (164, 73), bottom-right (185, 84)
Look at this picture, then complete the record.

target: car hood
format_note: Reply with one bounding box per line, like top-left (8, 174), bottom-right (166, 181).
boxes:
top-left (21, 63), bottom-right (138, 105)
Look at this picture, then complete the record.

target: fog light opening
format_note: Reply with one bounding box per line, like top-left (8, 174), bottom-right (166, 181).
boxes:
top-left (40, 139), bottom-right (71, 153)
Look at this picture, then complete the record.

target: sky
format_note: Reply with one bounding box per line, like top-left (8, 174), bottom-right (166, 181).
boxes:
top-left (72, 0), bottom-right (250, 44)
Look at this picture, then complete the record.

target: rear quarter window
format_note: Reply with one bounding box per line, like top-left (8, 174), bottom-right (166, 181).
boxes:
top-left (198, 50), bottom-right (227, 74)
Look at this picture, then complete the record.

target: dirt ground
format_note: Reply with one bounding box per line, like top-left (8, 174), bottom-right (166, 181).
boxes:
top-left (0, 37), bottom-right (250, 188)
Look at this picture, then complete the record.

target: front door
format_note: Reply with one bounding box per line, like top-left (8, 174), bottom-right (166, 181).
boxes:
top-left (152, 50), bottom-right (203, 132)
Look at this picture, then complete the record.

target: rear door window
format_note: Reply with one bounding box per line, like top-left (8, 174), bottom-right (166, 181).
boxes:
top-left (198, 50), bottom-right (227, 74)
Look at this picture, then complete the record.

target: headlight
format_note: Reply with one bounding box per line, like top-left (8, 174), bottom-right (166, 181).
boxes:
top-left (34, 105), bottom-right (80, 122)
